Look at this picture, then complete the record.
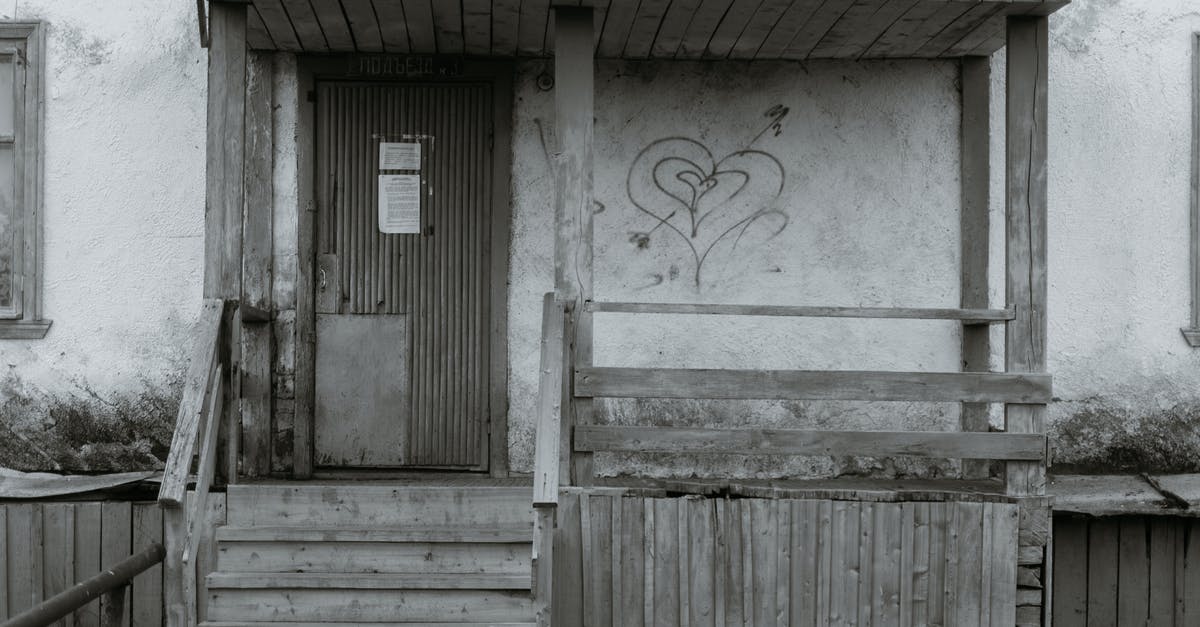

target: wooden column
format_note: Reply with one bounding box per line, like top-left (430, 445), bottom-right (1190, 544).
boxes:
top-left (960, 56), bottom-right (991, 480)
top-left (1004, 16), bottom-right (1049, 498)
top-left (1184, 33), bottom-right (1200, 347)
top-left (553, 6), bottom-right (595, 486)
top-left (241, 51), bottom-right (273, 478)
top-left (204, 1), bottom-right (247, 300)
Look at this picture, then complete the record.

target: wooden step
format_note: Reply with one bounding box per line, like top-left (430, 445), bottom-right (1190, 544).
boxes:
top-left (207, 572), bottom-right (532, 590)
top-left (201, 622), bottom-right (536, 627)
top-left (226, 485), bottom-right (534, 526)
top-left (216, 524), bottom-right (533, 543)
top-left (207, 588), bottom-right (534, 623)
top-left (201, 614), bottom-right (535, 619)
top-left (217, 537), bottom-right (531, 574)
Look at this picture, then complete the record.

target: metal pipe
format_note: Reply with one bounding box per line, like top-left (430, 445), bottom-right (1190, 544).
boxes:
top-left (1, 542), bottom-right (165, 627)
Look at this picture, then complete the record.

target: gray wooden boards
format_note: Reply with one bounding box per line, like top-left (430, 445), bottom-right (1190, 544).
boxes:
top-left (574, 425), bottom-right (1047, 460)
top-left (575, 366), bottom-right (1052, 403)
top-left (247, 0), bottom-right (1070, 58)
top-left (0, 471), bottom-right (156, 499)
top-left (0, 500), bottom-right (225, 627)
top-left (1053, 515), bottom-right (1200, 627)
top-left (553, 492), bottom-right (1020, 626)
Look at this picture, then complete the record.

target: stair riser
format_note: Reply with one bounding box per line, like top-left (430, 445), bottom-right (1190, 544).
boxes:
top-left (227, 486), bottom-right (533, 526)
top-left (207, 589), bottom-right (534, 623)
top-left (217, 541), bottom-right (532, 575)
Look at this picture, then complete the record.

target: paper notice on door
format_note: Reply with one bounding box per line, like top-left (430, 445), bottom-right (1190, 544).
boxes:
top-left (379, 142), bottom-right (421, 170)
top-left (378, 174), bottom-right (421, 234)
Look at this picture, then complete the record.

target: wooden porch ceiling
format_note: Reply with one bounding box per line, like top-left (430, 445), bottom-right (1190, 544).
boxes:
top-left (246, 0), bottom-right (1069, 59)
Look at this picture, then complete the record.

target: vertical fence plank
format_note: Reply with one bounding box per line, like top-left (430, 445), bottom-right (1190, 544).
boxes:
top-left (1184, 519), bottom-right (1200, 625)
top-left (987, 503), bottom-right (1019, 627)
top-left (1086, 518), bottom-right (1118, 627)
top-left (1118, 517), bottom-right (1149, 626)
top-left (620, 497), bottom-right (644, 627)
top-left (715, 499), bottom-right (734, 627)
top-left (941, 504), bottom-right (960, 626)
top-left (1052, 516), bottom-right (1088, 627)
top-left (589, 495), bottom-right (613, 627)
top-left (815, 501), bottom-right (832, 627)
top-left (910, 503), bottom-right (930, 627)
top-left (1149, 518), bottom-right (1178, 623)
top-left (0, 505), bottom-right (7, 619)
top-left (653, 499), bottom-right (679, 627)
top-left (73, 504), bottom-right (102, 627)
top-left (643, 498), bottom-right (655, 627)
top-left (42, 503), bottom-right (75, 627)
top-left (739, 501), bottom-right (754, 627)
top-left (100, 502), bottom-right (131, 627)
top-left (678, 500), bottom-right (689, 627)
top-left (689, 498), bottom-right (716, 627)
top-left (580, 494), bottom-right (593, 627)
top-left (927, 504), bottom-right (946, 627)
top-left (791, 501), bottom-right (817, 627)
top-left (7, 504), bottom-right (43, 615)
top-left (829, 501), bottom-right (857, 626)
top-left (955, 502), bottom-right (983, 624)
top-left (856, 503), bottom-right (873, 625)
top-left (899, 504), bottom-right (914, 627)
top-left (878, 503), bottom-right (902, 626)
top-left (131, 503), bottom-right (163, 627)
top-left (750, 500), bottom-right (774, 626)
top-left (553, 492), bottom-right (584, 627)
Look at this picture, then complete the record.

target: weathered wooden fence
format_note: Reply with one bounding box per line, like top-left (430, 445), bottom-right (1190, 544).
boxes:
top-left (553, 492), bottom-right (1021, 627)
top-left (1052, 515), bottom-right (1200, 626)
top-left (0, 496), bottom-right (225, 627)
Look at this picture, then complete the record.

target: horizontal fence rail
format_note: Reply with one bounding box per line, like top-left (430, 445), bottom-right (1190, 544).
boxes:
top-left (574, 367), bottom-right (1053, 403)
top-left (574, 426), bottom-right (1048, 460)
top-left (585, 301), bottom-right (1015, 324)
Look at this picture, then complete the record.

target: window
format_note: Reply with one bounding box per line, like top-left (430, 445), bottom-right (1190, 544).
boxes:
top-left (0, 22), bottom-right (45, 339)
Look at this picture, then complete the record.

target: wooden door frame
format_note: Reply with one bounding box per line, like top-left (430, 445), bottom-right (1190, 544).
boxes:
top-left (293, 56), bottom-right (514, 478)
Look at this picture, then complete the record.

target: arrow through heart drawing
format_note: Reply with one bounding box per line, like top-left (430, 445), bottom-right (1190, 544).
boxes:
top-left (625, 133), bottom-right (789, 288)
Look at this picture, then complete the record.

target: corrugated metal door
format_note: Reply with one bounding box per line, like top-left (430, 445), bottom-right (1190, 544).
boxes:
top-left (314, 81), bottom-right (493, 469)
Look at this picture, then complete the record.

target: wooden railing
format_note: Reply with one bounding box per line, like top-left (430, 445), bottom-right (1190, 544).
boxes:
top-left (158, 298), bottom-right (231, 627)
top-left (530, 294), bottom-right (1053, 624)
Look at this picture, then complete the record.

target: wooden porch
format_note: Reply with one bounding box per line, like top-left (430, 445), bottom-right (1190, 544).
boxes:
top-left (162, 0), bottom-right (1073, 625)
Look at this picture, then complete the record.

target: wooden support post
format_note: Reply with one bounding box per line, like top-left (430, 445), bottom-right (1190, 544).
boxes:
top-left (293, 64), bottom-right (317, 479)
top-left (960, 56), bottom-right (991, 480)
top-left (1185, 33), bottom-right (1200, 346)
top-left (241, 50), bottom-right (274, 478)
top-left (204, 1), bottom-right (247, 300)
top-left (1004, 16), bottom-right (1049, 498)
top-left (163, 506), bottom-right (186, 627)
top-left (553, 6), bottom-right (595, 487)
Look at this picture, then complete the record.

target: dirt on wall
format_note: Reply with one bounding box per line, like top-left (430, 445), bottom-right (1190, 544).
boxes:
top-left (0, 372), bottom-right (181, 473)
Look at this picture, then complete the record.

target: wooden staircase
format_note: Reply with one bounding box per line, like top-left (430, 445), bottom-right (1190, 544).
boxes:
top-left (201, 484), bottom-right (536, 627)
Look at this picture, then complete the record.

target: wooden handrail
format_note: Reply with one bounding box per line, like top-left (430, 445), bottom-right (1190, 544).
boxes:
top-left (159, 298), bottom-right (227, 508)
top-left (1, 542), bottom-right (165, 627)
top-left (585, 300), bottom-right (1015, 324)
top-left (158, 298), bottom-right (230, 627)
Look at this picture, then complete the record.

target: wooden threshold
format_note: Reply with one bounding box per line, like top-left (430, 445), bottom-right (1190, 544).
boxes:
top-left (587, 301), bottom-right (1015, 324)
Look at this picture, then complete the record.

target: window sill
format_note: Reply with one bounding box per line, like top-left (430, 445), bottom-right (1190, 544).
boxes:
top-left (0, 319), bottom-right (51, 339)
top-left (1182, 327), bottom-right (1200, 347)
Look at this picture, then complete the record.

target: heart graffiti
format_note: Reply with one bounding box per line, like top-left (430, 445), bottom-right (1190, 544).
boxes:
top-left (626, 136), bottom-right (788, 287)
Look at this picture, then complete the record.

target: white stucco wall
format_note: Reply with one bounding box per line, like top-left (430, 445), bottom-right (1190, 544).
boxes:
top-left (0, 0), bottom-right (205, 392)
top-left (0, 1), bottom-right (205, 469)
